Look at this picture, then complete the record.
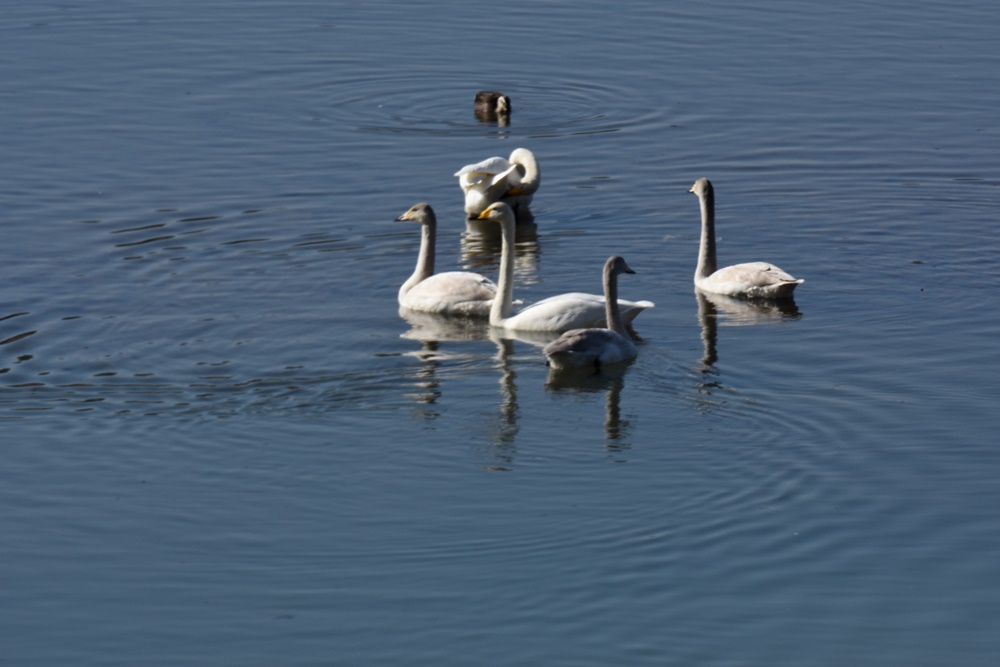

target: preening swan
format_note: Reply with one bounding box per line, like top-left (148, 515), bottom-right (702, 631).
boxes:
top-left (455, 148), bottom-right (540, 216)
top-left (396, 203), bottom-right (497, 316)
top-left (474, 91), bottom-right (511, 122)
top-left (543, 256), bottom-right (640, 370)
top-left (476, 203), bottom-right (654, 332)
top-left (689, 178), bottom-right (804, 299)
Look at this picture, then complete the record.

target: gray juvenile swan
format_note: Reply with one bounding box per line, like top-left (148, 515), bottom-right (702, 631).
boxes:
top-left (396, 203), bottom-right (497, 316)
top-left (455, 148), bottom-right (540, 216)
top-left (474, 91), bottom-right (511, 121)
top-left (476, 203), bottom-right (653, 333)
top-left (543, 256), bottom-right (639, 370)
top-left (689, 178), bottom-right (804, 299)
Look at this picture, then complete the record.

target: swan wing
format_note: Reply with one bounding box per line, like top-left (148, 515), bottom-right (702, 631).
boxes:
top-left (699, 262), bottom-right (803, 299)
top-left (459, 163), bottom-right (521, 214)
top-left (454, 156), bottom-right (512, 178)
top-left (401, 271), bottom-right (497, 316)
top-left (504, 293), bottom-right (610, 332)
top-left (530, 292), bottom-right (654, 326)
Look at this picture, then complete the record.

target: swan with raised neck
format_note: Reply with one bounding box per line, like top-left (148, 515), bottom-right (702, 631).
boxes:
top-left (689, 178), bottom-right (803, 299)
top-left (396, 202), bottom-right (497, 316)
top-left (476, 203), bottom-right (653, 332)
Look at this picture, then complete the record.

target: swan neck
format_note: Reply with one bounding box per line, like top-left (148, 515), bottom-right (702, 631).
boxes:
top-left (490, 215), bottom-right (517, 325)
top-left (605, 265), bottom-right (625, 335)
top-left (696, 189), bottom-right (717, 280)
top-left (401, 221), bottom-right (435, 299)
top-left (516, 152), bottom-right (540, 194)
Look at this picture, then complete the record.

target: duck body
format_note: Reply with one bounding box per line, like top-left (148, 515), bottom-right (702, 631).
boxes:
top-left (689, 178), bottom-right (803, 299)
top-left (474, 91), bottom-right (511, 122)
top-left (544, 256), bottom-right (639, 371)
top-left (476, 203), bottom-right (653, 333)
top-left (456, 148), bottom-right (540, 216)
top-left (396, 202), bottom-right (497, 316)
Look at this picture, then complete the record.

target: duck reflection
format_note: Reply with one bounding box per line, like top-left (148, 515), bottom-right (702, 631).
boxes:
top-left (545, 365), bottom-right (632, 451)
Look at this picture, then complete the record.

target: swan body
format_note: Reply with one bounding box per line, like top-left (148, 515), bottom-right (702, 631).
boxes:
top-left (474, 91), bottom-right (511, 122)
top-left (689, 178), bottom-right (804, 299)
top-left (476, 203), bottom-right (654, 332)
top-left (396, 202), bottom-right (497, 316)
top-left (456, 148), bottom-right (540, 216)
top-left (544, 256), bottom-right (639, 370)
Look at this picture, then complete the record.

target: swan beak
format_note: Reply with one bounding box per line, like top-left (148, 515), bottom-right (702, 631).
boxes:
top-left (506, 187), bottom-right (523, 196)
top-left (476, 209), bottom-right (491, 220)
top-left (688, 186), bottom-right (695, 193)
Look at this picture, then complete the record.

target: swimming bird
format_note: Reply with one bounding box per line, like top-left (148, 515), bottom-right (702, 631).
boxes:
top-left (689, 178), bottom-right (804, 299)
top-left (474, 91), bottom-right (511, 121)
top-left (396, 203), bottom-right (497, 316)
top-left (543, 256), bottom-right (639, 370)
top-left (476, 202), bottom-right (654, 332)
top-left (455, 148), bottom-right (540, 216)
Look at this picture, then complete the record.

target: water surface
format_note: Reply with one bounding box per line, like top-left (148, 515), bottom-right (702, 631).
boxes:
top-left (2, 1), bottom-right (999, 664)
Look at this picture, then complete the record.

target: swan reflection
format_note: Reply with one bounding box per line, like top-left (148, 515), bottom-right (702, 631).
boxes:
top-left (696, 288), bottom-right (802, 365)
top-left (398, 306), bottom-right (493, 343)
top-left (461, 211), bottom-right (540, 284)
top-left (397, 308), bottom-right (494, 417)
top-left (545, 365), bottom-right (632, 450)
top-left (692, 289), bottom-right (803, 413)
top-left (486, 335), bottom-right (520, 462)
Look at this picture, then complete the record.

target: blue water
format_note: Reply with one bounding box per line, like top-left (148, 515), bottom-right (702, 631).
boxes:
top-left (2, 1), bottom-right (999, 664)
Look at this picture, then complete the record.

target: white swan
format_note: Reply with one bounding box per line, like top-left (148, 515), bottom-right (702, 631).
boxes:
top-left (455, 148), bottom-right (540, 216)
top-left (689, 178), bottom-right (804, 299)
top-left (543, 256), bottom-right (639, 370)
top-left (476, 202), bottom-right (654, 332)
top-left (474, 91), bottom-right (511, 122)
top-left (396, 202), bottom-right (497, 316)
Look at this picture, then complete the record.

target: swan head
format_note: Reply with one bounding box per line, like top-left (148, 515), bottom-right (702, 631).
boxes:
top-left (689, 178), bottom-right (713, 197)
top-left (476, 202), bottom-right (516, 225)
top-left (396, 202), bottom-right (436, 226)
top-left (474, 91), bottom-right (511, 115)
top-left (606, 255), bottom-right (636, 277)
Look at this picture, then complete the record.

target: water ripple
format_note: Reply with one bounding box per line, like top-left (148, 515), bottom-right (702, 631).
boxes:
top-left (322, 72), bottom-right (668, 139)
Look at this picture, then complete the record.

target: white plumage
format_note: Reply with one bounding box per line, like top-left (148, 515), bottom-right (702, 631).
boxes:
top-left (689, 178), bottom-right (803, 299)
top-left (456, 148), bottom-right (540, 216)
top-left (476, 203), bottom-right (654, 333)
top-left (396, 202), bottom-right (497, 316)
